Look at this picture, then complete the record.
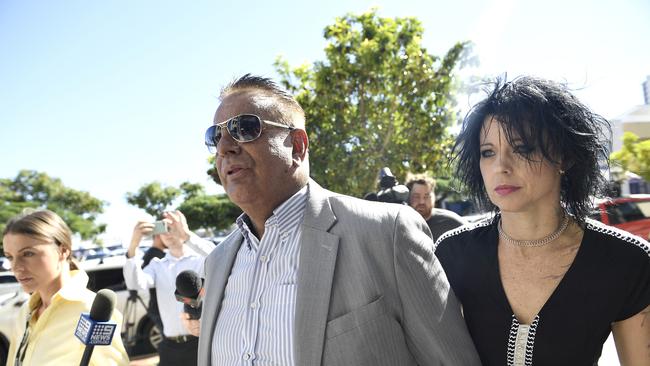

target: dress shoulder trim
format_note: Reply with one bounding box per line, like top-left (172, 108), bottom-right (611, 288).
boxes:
top-left (434, 219), bottom-right (492, 251)
top-left (585, 218), bottom-right (650, 258)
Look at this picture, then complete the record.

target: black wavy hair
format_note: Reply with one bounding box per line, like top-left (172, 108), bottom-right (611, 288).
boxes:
top-left (452, 76), bottom-right (611, 223)
top-left (220, 73), bottom-right (305, 127)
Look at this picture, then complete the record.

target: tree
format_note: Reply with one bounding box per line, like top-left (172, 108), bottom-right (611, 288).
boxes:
top-left (610, 132), bottom-right (650, 181)
top-left (178, 194), bottom-right (241, 232)
top-left (126, 181), bottom-right (240, 232)
top-left (178, 181), bottom-right (242, 232)
top-left (0, 170), bottom-right (107, 246)
top-left (125, 182), bottom-right (181, 218)
top-left (207, 155), bottom-right (220, 185)
top-left (274, 9), bottom-right (474, 197)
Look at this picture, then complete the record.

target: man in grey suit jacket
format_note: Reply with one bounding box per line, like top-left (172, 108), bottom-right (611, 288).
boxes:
top-left (192, 74), bottom-right (480, 365)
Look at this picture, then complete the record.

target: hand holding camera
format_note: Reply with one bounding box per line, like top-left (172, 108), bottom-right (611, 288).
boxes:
top-left (151, 220), bottom-right (169, 236)
top-left (162, 210), bottom-right (192, 245)
top-left (128, 221), bottom-right (155, 258)
top-left (127, 211), bottom-right (192, 258)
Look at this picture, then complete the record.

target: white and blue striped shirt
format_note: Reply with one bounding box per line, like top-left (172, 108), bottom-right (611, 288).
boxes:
top-left (211, 186), bottom-right (308, 366)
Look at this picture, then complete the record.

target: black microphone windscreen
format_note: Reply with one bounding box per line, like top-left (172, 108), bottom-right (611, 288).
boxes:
top-left (89, 289), bottom-right (116, 322)
top-left (176, 270), bottom-right (202, 298)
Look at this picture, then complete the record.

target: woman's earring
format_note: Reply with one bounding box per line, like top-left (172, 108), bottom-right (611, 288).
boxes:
top-left (559, 169), bottom-right (565, 175)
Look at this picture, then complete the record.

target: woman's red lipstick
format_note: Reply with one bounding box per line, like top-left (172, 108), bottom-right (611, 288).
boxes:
top-left (495, 185), bottom-right (520, 196)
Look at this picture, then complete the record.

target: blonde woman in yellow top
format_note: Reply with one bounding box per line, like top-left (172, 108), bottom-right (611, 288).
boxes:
top-left (3, 210), bottom-right (129, 366)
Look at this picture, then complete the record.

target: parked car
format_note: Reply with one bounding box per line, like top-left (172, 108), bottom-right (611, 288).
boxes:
top-left (463, 212), bottom-right (494, 224)
top-left (0, 256), bottom-right (160, 365)
top-left (590, 195), bottom-right (650, 239)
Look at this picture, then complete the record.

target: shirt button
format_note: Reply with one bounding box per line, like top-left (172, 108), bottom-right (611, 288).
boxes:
top-left (243, 353), bottom-right (252, 360)
top-left (260, 255), bottom-right (268, 263)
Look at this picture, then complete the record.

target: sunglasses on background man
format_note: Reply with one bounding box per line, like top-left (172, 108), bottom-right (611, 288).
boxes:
top-left (205, 114), bottom-right (295, 153)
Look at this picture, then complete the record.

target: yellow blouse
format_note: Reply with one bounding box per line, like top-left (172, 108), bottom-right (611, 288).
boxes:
top-left (6, 270), bottom-right (129, 366)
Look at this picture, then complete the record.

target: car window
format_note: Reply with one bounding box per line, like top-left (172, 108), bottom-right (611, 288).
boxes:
top-left (86, 267), bottom-right (127, 292)
top-left (635, 201), bottom-right (650, 218)
top-left (608, 201), bottom-right (647, 224)
top-left (0, 275), bottom-right (16, 284)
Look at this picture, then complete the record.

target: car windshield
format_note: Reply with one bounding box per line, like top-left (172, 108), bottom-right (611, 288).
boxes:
top-left (606, 200), bottom-right (650, 224)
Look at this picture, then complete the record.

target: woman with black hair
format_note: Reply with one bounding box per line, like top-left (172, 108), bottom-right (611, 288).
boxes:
top-left (435, 76), bottom-right (649, 365)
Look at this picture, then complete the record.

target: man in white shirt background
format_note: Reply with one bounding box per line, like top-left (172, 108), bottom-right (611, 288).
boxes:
top-left (123, 209), bottom-right (214, 366)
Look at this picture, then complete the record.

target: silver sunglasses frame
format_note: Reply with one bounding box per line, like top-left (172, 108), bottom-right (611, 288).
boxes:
top-left (205, 114), bottom-right (295, 152)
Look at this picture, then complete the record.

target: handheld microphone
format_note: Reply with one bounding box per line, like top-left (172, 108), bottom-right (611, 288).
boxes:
top-left (175, 270), bottom-right (204, 320)
top-left (75, 289), bottom-right (117, 366)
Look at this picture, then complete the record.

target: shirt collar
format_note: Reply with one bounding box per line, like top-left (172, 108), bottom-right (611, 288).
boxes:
top-left (236, 184), bottom-right (309, 247)
top-left (28, 270), bottom-right (89, 312)
top-left (163, 251), bottom-right (196, 262)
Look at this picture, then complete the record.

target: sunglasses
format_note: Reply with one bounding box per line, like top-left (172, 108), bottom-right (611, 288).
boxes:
top-left (205, 114), bottom-right (295, 153)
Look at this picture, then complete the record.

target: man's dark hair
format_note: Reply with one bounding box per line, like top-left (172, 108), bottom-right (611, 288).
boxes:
top-left (452, 76), bottom-right (611, 223)
top-left (405, 175), bottom-right (436, 192)
top-left (220, 73), bottom-right (305, 127)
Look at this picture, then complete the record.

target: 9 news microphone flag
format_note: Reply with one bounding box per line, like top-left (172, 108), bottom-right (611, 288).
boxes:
top-left (75, 289), bottom-right (117, 366)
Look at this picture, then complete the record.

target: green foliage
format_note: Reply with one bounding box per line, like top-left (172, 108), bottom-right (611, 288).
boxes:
top-left (179, 182), bottom-right (205, 199)
top-left (126, 182), bottom-right (181, 218)
top-left (275, 9), bottom-right (473, 197)
top-left (127, 181), bottom-right (240, 232)
top-left (610, 132), bottom-right (650, 181)
top-left (0, 170), bottom-right (106, 246)
top-left (178, 194), bottom-right (241, 232)
top-left (206, 155), bottom-right (220, 186)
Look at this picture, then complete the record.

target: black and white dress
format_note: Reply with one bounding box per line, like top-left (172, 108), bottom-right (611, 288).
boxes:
top-left (435, 217), bottom-right (650, 366)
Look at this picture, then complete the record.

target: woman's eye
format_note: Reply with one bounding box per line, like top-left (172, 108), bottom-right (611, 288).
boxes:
top-left (513, 145), bottom-right (534, 155)
top-left (480, 150), bottom-right (495, 158)
top-left (22, 252), bottom-right (34, 257)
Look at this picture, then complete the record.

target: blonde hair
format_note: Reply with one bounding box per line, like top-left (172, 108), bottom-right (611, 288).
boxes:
top-left (3, 209), bottom-right (78, 270)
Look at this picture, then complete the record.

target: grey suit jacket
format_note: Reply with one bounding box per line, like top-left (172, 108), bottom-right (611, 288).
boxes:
top-left (198, 180), bottom-right (480, 366)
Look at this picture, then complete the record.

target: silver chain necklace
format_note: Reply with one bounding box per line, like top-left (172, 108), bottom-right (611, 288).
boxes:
top-left (498, 213), bottom-right (570, 247)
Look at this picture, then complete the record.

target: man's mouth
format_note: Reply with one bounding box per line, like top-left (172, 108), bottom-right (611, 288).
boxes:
top-left (228, 167), bottom-right (243, 175)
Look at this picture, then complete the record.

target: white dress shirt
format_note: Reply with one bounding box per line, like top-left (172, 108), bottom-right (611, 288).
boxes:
top-left (123, 234), bottom-right (214, 337)
top-left (211, 186), bottom-right (307, 366)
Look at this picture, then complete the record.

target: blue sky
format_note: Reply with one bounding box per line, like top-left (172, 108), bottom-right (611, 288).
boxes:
top-left (1, 0), bottom-right (649, 245)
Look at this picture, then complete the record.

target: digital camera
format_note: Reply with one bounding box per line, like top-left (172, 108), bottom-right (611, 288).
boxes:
top-left (151, 220), bottom-right (169, 235)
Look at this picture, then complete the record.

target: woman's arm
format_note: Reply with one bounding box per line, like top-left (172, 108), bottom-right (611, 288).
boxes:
top-left (612, 304), bottom-right (650, 366)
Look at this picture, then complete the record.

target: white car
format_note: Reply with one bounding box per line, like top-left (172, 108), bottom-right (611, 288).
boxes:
top-left (0, 256), bottom-right (161, 364)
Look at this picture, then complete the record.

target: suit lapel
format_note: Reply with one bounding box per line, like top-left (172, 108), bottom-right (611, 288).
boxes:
top-left (294, 181), bottom-right (340, 366)
top-left (200, 231), bottom-right (243, 365)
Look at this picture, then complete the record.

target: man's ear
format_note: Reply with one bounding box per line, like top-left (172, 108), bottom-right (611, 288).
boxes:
top-left (291, 129), bottom-right (309, 163)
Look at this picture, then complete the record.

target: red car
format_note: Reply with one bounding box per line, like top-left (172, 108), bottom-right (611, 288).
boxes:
top-left (590, 196), bottom-right (650, 239)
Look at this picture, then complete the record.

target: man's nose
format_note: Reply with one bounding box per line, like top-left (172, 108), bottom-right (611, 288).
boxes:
top-left (216, 127), bottom-right (240, 156)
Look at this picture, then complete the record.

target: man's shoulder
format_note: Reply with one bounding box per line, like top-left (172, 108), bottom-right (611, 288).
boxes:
top-left (328, 194), bottom-right (413, 220)
top-left (145, 246), bottom-right (165, 256)
top-left (205, 230), bottom-right (242, 259)
top-left (429, 208), bottom-right (465, 223)
top-left (309, 181), bottom-right (411, 221)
